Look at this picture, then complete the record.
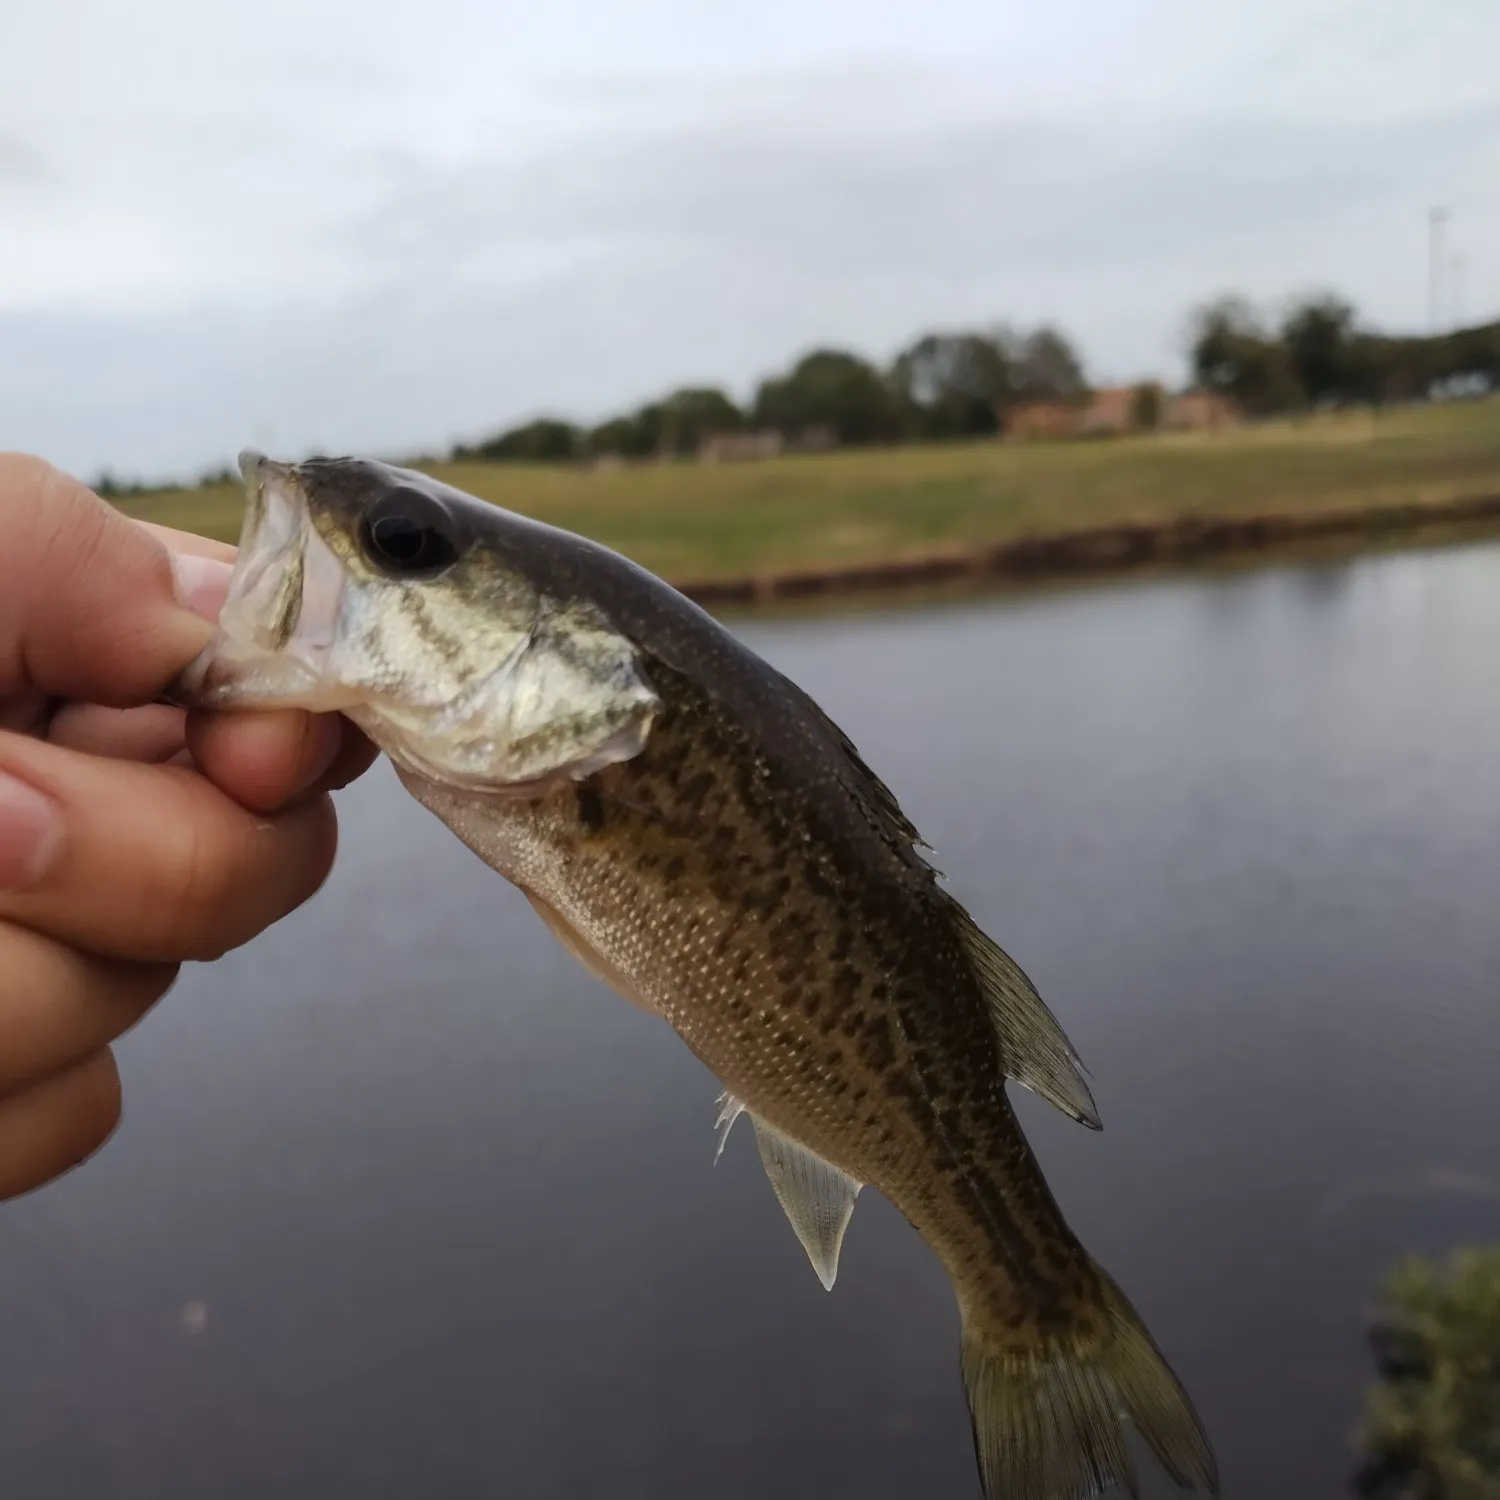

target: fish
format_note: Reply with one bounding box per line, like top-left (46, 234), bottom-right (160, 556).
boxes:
top-left (171, 449), bottom-right (1219, 1500)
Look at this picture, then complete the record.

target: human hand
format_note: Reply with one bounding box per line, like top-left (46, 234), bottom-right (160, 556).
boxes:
top-left (0, 453), bottom-right (376, 1199)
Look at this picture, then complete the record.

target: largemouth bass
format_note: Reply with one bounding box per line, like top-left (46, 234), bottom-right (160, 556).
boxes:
top-left (173, 451), bottom-right (1218, 1500)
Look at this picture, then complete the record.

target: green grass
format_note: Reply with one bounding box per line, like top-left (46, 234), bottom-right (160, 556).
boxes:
top-left (116, 397), bottom-right (1500, 583)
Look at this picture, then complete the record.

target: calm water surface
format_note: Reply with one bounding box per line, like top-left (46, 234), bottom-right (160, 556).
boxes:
top-left (4, 543), bottom-right (1499, 1499)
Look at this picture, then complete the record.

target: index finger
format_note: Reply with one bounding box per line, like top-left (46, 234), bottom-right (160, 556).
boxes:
top-left (130, 520), bottom-right (238, 624)
top-left (0, 455), bottom-right (216, 706)
top-left (131, 520), bottom-right (237, 565)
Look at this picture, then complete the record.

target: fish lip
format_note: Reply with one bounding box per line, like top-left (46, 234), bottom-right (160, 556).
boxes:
top-left (220, 461), bottom-right (304, 642)
top-left (171, 451), bottom-right (352, 710)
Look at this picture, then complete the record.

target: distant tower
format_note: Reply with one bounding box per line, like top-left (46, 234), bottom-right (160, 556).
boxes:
top-left (1428, 207), bottom-right (1449, 333)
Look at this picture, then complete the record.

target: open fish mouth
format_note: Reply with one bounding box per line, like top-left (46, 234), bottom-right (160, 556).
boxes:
top-left (170, 450), bottom-right (357, 712)
top-left (166, 449), bottom-right (662, 796)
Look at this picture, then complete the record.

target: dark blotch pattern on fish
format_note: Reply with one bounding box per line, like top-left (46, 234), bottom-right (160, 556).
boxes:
top-left (517, 657), bottom-right (1105, 1337)
top-left (264, 453), bottom-right (1216, 1500)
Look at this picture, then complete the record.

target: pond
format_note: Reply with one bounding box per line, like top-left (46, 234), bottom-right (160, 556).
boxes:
top-left (3, 540), bottom-right (1497, 1498)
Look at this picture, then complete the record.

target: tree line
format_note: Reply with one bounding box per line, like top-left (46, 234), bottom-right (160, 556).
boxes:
top-left (454, 323), bottom-right (1089, 463)
top-left (1189, 293), bottom-right (1499, 415)
top-left (89, 290), bottom-right (1500, 497)
top-left (454, 293), bottom-right (1498, 466)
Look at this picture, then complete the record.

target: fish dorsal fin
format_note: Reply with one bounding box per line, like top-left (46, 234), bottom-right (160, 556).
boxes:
top-left (952, 907), bottom-right (1102, 1131)
top-left (713, 1093), bottom-right (862, 1290)
top-left (798, 694), bottom-right (929, 851)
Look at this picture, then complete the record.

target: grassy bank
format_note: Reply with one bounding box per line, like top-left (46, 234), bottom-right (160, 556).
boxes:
top-left (115, 397), bottom-right (1500, 586)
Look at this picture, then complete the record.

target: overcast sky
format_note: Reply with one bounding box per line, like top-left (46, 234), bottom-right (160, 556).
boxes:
top-left (3, 0), bottom-right (1497, 482)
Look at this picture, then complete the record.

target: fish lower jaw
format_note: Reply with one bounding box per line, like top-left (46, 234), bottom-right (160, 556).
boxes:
top-left (168, 633), bottom-right (357, 713)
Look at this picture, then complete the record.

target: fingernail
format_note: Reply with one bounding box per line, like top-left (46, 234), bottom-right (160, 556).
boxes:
top-left (0, 771), bottom-right (62, 890)
top-left (170, 553), bottom-right (236, 622)
top-left (293, 713), bottom-right (343, 796)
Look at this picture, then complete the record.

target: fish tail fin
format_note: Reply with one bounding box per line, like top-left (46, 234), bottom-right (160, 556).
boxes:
top-left (958, 1264), bottom-right (1219, 1500)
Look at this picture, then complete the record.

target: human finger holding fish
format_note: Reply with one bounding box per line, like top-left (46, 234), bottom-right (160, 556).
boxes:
top-left (174, 449), bottom-right (1219, 1500)
top-left (0, 453), bottom-right (375, 1199)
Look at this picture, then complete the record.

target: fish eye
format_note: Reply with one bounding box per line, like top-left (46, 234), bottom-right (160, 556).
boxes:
top-left (358, 487), bottom-right (467, 577)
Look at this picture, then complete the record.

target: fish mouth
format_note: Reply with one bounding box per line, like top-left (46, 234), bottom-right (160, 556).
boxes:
top-left (169, 450), bottom-right (355, 711)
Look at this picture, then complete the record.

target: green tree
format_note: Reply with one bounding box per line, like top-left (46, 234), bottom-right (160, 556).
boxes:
top-left (657, 386), bottom-right (744, 455)
top-left (1447, 321), bottom-right (1500, 385)
top-left (1281, 293), bottom-right (1359, 404)
top-left (1007, 325), bottom-right (1088, 403)
top-left (890, 331), bottom-right (1012, 439)
top-left (1189, 295), bottom-right (1302, 414)
top-left (588, 387), bottom-right (743, 459)
top-left (468, 417), bottom-right (581, 463)
top-left (753, 348), bottom-right (903, 445)
top-left (1355, 1245), bottom-right (1500, 1500)
top-left (598, 401), bottom-right (669, 458)
top-left (587, 410), bottom-right (656, 458)
top-left (1130, 381), bottom-right (1164, 430)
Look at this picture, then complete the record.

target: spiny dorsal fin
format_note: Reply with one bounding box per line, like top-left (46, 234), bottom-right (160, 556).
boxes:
top-left (951, 905), bottom-right (1102, 1130)
top-left (795, 690), bottom-right (939, 870)
top-left (713, 1093), bottom-right (862, 1290)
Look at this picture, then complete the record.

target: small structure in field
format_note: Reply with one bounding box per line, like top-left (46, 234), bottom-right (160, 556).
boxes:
top-left (786, 424), bottom-right (838, 455)
top-left (697, 426), bottom-right (839, 462)
top-left (1078, 386), bottom-right (1137, 435)
top-left (1164, 390), bottom-right (1240, 431)
top-left (698, 429), bottom-right (786, 463)
top-left (1004, 401), bottom-right (1079, 441)
top-left (1006, 385), bottom-right (1240, 441)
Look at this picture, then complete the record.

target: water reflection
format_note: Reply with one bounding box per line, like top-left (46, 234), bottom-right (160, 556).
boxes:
top-left (1294, 560), bottom-right (1355, 605)
top-left (0, 541), bottom-right (1497, 1498)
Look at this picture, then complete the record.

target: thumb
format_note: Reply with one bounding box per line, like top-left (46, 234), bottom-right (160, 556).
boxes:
top-left (0, 454), bottom-right (228, 705)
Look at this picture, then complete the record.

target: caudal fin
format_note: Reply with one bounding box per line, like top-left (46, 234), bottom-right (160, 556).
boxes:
top-left (959, 1267), bottom-right (1218, 1500)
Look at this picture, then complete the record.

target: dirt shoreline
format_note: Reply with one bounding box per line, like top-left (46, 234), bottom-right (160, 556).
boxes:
top-left (668, 492), bottom-right (1500, 607)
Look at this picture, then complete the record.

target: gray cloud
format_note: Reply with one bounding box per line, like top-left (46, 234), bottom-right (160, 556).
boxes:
top-left (0, 134), bottom-right (48, 184)
top-left (345, 106), bottom-right (1500, 281)
top-left (3, 1), bottom-right (1498, 482)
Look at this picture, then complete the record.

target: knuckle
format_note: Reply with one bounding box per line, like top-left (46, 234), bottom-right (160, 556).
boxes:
top-left (0, 453), bottom-right (59, 517)
top-left (0, 457), bottom-right (159, 662)
top-left (150, 801), bottom-right (249, 961)
top-left (21, 461), bottom-right (107, 573)
top-left (140, 788), bottom-right (338, 963)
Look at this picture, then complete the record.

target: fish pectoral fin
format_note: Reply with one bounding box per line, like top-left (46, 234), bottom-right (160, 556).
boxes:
top-left (952, 906), bottom-right (1102, 1131)
top-left (748, 1113), bottom-right (862, 1292)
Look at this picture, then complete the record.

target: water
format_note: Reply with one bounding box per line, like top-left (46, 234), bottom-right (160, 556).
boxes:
top-left (4, 542), bottom-right (1498, 1499)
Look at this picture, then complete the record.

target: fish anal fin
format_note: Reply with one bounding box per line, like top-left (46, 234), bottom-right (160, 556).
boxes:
top-left (952, 906), bottom-right (1101, 1130)
top-left (749, 1114), bottom-right (862, 1291)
